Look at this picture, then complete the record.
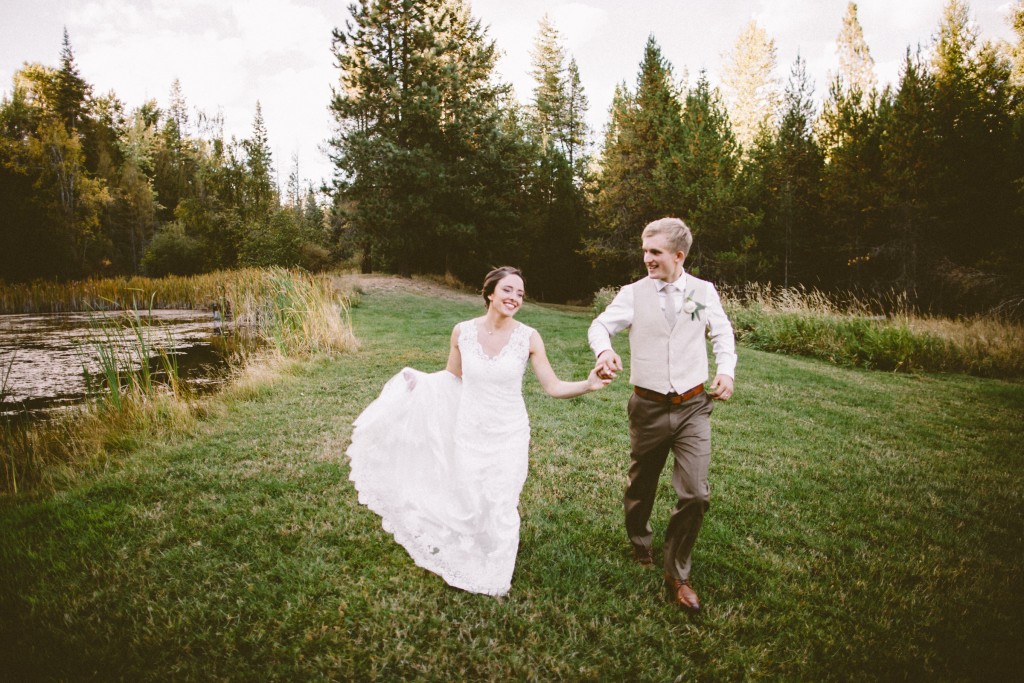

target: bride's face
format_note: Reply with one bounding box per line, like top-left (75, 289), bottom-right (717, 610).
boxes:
top-left (488, 274), bottom-right (525, 317)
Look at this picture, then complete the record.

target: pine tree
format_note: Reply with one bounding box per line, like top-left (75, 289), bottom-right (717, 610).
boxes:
top-left (243, 102), bottom-right (274, 213)
top-left (929, 0), bottom-right (1017, 311)
top-left (677, 73), bottom-right (756, 283)
top-left (521, 15), bottom-right (592, 300)
top-left (1, 76), bottom-right (57, 279)
top-left (236, 101), bottom-right (288, 266)
top-left (1011, 0), bottom-right (1024, 88)
top-left (818, 75), bottom-right (886, 292)
top-left (92, 92), bottom-right (159, 274)
top-left (588, 37), bottom-right (686, 284)
top-left (564, 58), bottom-right (591, 182)
top-left (153, 80), bottom-right (196, 222)
top-left (431, 0), bottom-right (525, 280)
top-left (743, 55), bottom-right (823, 287)
top-left (53, 28), bottom-right (89, 133)
top-left (529, 15), bottom-right (567, 154)
top-left (329, 0), bottom-right (519, 278)
top-left (170, 118), bottom-right (238, 272)
top-left (878, 50), bottom-right (940, 299)
top-left (1009, 1), bottom-right (1024, 315)
top-left (721, 21), bottom-right (780, 153)
top-left (815, 2), bottom-right (886, 292)
top-left (286, 152), bottom-right (302, 211)
top-left (835, 2), bottom-right (877, 97)
top-left (29, 119), bottom-right (111, 275)
top-left (1, 48), bottom-right (109, 279)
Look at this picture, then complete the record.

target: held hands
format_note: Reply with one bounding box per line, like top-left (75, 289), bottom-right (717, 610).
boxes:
top-left (586, 366), bottom-right (613, 392)
top-left (595, 350), bottom-right (623, 381)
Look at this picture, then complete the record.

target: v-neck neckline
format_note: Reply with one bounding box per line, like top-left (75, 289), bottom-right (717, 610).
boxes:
top-left (472, 320), bottom-right (519, 360)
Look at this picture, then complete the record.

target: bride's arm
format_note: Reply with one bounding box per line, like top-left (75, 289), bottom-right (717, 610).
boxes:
top-left (529, 331), bottom-right (610, 398)
top-left (445, 325), bottom-right (463, 378)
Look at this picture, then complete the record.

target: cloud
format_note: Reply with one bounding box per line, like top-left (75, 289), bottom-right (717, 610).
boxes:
top-left (549, 3), bottom-right (609, 52)
top-left (63, 0), bottom-right (338, 183)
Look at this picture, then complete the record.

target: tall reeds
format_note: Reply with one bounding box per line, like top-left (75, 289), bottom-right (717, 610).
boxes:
top-left (1, 268), bottom-right (358, 495)
top-left (218, 268), bottom-right (358, 356)
top-left (79, 299), bottom-right (185, 411)
top-left (0, 268), bottom-right (304, 314)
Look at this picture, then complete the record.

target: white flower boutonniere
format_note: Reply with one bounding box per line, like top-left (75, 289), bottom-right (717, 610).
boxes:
top-left (683, 291), bottom-right (706, 320)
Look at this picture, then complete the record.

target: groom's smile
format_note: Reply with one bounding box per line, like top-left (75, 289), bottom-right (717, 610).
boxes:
top-left (642, 233), bottom-right (685, 283)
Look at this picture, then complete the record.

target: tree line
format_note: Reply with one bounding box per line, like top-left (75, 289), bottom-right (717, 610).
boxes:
top-left (0, 30), bottom-right (333, 283)
top-left (2, 1), bottom-right (1023, 316)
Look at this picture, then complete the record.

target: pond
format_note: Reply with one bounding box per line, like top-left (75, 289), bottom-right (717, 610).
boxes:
top-left (0, 309), bottom-right (243, 417)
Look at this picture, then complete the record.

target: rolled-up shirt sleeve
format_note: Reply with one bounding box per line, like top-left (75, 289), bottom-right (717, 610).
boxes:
top-left (704, 284), bottom-right (737, 378)
top-left (588, 285), bottom-right (634, 358)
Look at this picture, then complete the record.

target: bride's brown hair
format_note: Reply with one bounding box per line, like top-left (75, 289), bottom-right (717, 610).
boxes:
top-left (481, 266), bottom-right (525, 308)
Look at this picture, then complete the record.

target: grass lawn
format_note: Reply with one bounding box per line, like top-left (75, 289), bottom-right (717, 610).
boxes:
top-left (1, 285), bottom-right (1021, 680)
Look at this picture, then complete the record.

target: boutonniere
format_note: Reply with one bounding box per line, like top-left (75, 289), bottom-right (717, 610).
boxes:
top-left (682, 291), bottom-right (706, 320)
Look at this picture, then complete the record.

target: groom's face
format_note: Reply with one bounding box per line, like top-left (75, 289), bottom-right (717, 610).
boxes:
top-left (642, 233), bottom-right (684, 282)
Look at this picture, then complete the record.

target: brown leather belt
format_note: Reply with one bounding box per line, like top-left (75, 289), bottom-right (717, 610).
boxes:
top-left (633, 384), bottom-right (704, 404)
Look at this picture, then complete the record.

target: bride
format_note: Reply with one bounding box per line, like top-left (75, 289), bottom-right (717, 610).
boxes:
top-left (346, 266), bottom-right (610, 596)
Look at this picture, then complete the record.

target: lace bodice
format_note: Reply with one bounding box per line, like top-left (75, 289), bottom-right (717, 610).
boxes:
top-left (458, 320), bottom-right (533, 405)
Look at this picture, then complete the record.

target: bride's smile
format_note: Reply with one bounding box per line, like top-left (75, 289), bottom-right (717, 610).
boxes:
top-left (489, 277), bottom-right (524, 317)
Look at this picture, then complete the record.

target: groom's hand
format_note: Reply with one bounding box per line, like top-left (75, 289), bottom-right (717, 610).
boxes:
top-left (708, 374), bottom-right (733, 400)
top-left (595, 350), bottom-right (622, 380)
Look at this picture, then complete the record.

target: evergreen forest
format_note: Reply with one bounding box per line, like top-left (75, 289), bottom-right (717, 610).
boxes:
top-left (2, 0), bottom-right (1022, 316)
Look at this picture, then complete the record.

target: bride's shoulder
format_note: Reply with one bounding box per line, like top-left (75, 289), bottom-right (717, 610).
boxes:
top-left (517, 322), bottom-right (538, 340)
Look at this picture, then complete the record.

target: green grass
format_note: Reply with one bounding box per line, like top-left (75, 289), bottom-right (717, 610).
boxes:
top-left (1, 288), bottom-right (1021, 680)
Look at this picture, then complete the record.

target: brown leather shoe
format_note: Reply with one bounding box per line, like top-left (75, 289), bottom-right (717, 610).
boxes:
top-left (631, 544), bottom-right (653, 567)
top-left (665, 575), bottom-right (701, 613)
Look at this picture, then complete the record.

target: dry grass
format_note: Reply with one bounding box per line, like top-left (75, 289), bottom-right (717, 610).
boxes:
top-left (724, 283), bottom-right (1024, 377)
top-left (903, 315), bottom-right (1024, 374)
top-left (721, 282), bottom-right (911, 316)
top-left (223, 268), bottom-right (359, 356)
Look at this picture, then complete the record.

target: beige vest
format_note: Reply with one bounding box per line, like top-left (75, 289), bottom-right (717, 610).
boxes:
top-left (628, 276), bottom-right (711, 394)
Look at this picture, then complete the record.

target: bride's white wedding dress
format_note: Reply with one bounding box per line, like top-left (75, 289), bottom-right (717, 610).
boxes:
top-left (346, 320), bottom-right (534, 596)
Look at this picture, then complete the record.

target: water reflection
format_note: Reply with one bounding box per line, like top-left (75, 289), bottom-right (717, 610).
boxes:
top-left (0, 310), bottom-right (243, 416)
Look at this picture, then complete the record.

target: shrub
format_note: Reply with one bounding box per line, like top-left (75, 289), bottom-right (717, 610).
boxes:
top-left (140, 222), bottom-right (205, 277)
top-left (299, 242), bottom-right (333, 272)
top-left (591, 285), bottom-right (619, 317)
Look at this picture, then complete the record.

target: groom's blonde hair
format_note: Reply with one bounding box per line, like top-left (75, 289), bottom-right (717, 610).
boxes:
top-left (642, 217), bottom-right (693, 256)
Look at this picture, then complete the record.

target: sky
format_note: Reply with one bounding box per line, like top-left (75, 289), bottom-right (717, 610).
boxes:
top-left (1, 1), bottom-right (1017, 189)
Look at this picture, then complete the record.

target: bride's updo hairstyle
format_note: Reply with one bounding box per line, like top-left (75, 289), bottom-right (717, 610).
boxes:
top-left (481, 266), bottom-right (525, 309)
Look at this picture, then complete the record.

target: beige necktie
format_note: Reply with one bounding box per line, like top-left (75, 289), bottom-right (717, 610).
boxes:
top-left (663, 284), bottom-right (677, 327)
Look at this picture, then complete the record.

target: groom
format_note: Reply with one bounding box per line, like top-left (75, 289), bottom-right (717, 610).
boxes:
top-left (589, 217), bottom-right (736, 613)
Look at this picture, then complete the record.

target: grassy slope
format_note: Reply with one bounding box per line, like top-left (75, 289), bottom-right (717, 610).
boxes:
top-left (1, 288), bottom-right (1021, 681)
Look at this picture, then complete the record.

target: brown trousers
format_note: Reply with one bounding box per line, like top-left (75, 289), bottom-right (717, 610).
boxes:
top-left (625, 390), bottom-right (714, 581)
